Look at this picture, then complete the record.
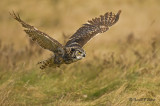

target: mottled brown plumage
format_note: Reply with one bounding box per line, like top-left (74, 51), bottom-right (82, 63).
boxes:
top-left (10, 12), bottom-right (63, 53)
top-left (10, 10), bottom-right (121, 69)
top-left (66, 10), bottom-right (121, 47)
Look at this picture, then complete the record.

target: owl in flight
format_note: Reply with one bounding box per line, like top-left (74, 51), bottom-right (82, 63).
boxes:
top-left (10, 10), bottom-right (121, 69)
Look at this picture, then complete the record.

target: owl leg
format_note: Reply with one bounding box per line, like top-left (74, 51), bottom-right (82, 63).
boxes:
top-left (37, 55), bottom-right (61, 69)
top-left (37, 57), bottom-right (53, 69)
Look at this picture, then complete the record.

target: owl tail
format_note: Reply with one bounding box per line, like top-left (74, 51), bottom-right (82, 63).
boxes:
top-left (37, 56), bottom-right (59, 69)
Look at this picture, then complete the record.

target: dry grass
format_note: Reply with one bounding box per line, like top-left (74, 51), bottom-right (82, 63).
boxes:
top-left (0, 0), bottom-right (160, 105)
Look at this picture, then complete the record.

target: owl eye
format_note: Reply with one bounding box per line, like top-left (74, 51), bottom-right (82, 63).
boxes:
top-left (78, 52), bottom-right (81, 54)
top-left (71, 48), bottom-right (75, 52)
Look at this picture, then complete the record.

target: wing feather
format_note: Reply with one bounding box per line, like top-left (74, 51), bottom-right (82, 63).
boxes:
top-left (10, 12), bottom-right (63, 53)
top-left (65, 10), bottom-right (121, 47)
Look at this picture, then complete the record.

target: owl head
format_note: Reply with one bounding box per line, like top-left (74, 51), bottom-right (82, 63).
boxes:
top-left (67, 47), bottom-right (86, 61)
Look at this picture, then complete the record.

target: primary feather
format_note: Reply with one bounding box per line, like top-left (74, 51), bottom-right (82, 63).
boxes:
top-left (10, 12), bottom-right (63, 53)
top-left (65, 10), bottom-right (121, 47)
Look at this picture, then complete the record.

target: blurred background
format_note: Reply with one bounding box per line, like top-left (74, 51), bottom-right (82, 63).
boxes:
top-left (0, 0), bottom-right (160, 105)
top-left (1, 0), bottom-right (160, 47)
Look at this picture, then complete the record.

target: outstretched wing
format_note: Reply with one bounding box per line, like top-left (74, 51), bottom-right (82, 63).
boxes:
top-left (65, 10), bottom-right (121, 47)
top-left (10, 12), bottom-right (63, 53)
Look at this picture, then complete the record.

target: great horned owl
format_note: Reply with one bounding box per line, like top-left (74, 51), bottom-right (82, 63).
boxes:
top-left (10, 10), bottom-right (121, 69)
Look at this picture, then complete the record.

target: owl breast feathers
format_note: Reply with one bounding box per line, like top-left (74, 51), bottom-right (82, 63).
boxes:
top-left (10, 10), bottom-right (121, 69)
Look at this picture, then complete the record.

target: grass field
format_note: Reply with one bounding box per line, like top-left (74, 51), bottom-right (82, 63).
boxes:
top-left (0, 0), bottom-right (160, 105)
